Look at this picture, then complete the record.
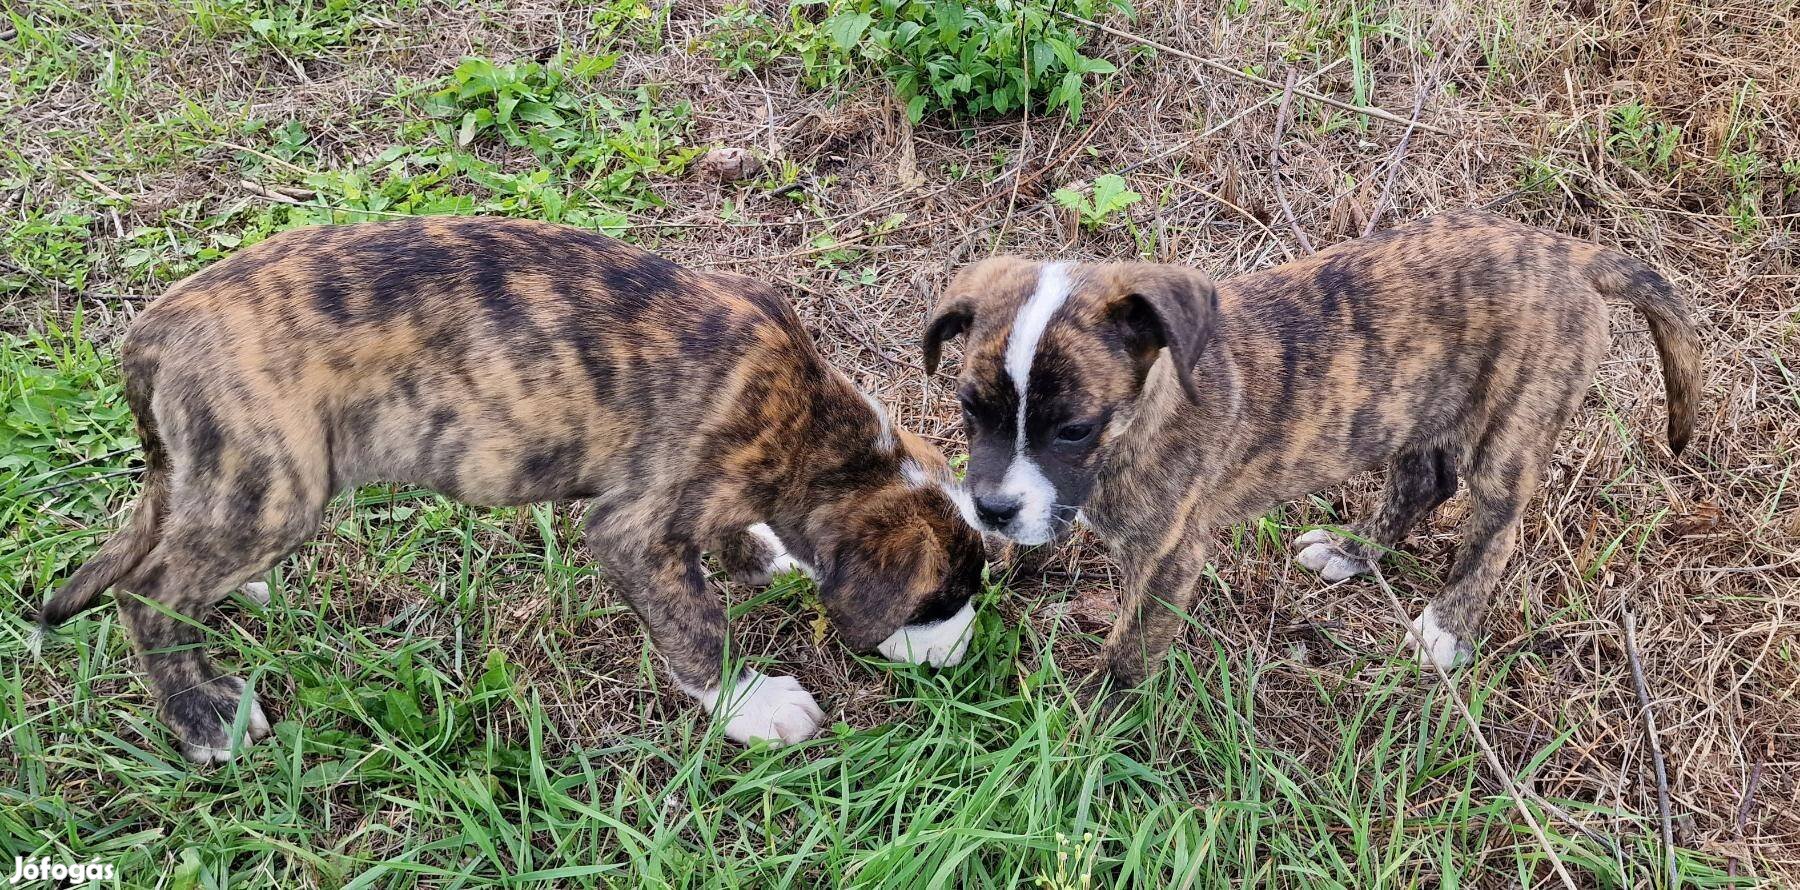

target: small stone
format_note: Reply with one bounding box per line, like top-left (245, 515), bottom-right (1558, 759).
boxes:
top-left (698, 147), bottom-right (763, 182)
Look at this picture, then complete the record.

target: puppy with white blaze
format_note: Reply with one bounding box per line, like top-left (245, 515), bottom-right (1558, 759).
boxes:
top-left (35, 216), bottom-right (987, 762)
top-left (923, 211), bottom-right (1700, 696)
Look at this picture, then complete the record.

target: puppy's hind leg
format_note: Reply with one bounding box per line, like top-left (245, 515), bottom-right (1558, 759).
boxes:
top-left (1296, 445), bottom-right (1458, 582)
top-left (122, 482), bottom-right (324, 763)
top-left (1409, 442), bottom-right (1544, 670)
top-left (588, 517), bottom-right (823, 747)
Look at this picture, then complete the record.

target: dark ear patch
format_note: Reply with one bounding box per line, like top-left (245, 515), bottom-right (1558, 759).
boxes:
top-left (923, 256), bottom-right (1038, 375)
top-left (1108, 265), bottom-right (1219, 402)
top-left (922, 302), bottom-right (973, 377)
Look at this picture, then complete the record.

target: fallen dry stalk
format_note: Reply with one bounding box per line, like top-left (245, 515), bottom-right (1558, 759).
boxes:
top-left (1057, 11), bottom-right (1454, 136)
top-left (1372, 565), bottom-right (1582, 890)
top-left (1268, 71), bottom-right (1315, 255)
top-left (1362, 82), bottom-right (1428, 238)
top-left (1624, 608), bottom-right (1678, 889)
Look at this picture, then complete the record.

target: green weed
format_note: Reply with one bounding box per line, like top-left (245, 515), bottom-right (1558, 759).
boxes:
top-left (190, 0), bottom-right (396, 58)
top-left (1606, 102), bottom-right (1683, 174)
top-left (1053, 173), bottom-right (1142, 230)
top-left (703, 0), bottom-right (1128, 122)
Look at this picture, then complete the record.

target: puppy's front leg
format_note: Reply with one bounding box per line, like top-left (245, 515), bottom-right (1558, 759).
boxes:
top-left (586, 519), bottom-right (823, 747)
top-left (1094, 532), bottom-right (1211, 694)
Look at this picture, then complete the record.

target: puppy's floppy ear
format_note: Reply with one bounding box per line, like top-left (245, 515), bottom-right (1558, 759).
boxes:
top-left (1108, 264), bottom-right (1220, 403)
top-left (922, 256), bottom-right (1032, 376)
top-left (815, 498), bottom-right (945, 650)
top-left (922, 300), bottom-right (973, 378)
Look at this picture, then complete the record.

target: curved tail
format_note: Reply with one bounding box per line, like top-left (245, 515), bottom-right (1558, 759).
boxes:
top-left (1592, 253), bottom-right (1702, 455)
top-left (37, 363), bottom-right (168, 628)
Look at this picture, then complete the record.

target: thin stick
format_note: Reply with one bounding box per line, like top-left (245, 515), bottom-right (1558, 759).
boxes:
top-left (241, 180), bottom-right (303, 205)
top-left (57, 162), bottom-right (129, 203)
top-left (1269, 71), bottom-right (1315, 255)
top-left (20, 467), bottom-right (140, 497)
top-left (15, 446), bottom-right (138, 486)
top-left (202, 139), bottom-right (319, 178)
top-left (1116, 58), bottom-right (1346, 178)
top-left (1362, 82), bottom-right (1428, 238)
top-left (1728, 755), bottom-right (1764, 877)
top-left (1057, 11), bottom-right (1454, 136)
top-left (1372, 566), bottom-right (1581, 890)
top-left (1624, 608), bottom-right (1678, 889)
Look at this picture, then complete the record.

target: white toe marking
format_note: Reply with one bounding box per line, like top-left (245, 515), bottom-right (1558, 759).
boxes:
top-left (683, 671), bottom-right (824, 747)
top-left (183, 742), bottom-right (233, 764)
top-left (877, 600), bottom-right (976, 667)
top-left (1320, 554), bottom-right (1368, 582)
top-left (1296, 535), bottom-right (1369, 582)
top-left (1296, 541), bottom-right (1335, 572)
top-left (995, 262), bottom-right (1075, 545)
top-left (1409, 606), bottom-right (1465, 669)
top-left (239, 580), bottom-right (271, 605)
top-left (748, 523), bottom-right (816, 579)
top-left (180, 691), bottom-right (270, 764)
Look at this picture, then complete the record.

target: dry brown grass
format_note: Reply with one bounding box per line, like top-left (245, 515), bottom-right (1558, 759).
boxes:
top-left (6, 0), bottom-right (1798, 881)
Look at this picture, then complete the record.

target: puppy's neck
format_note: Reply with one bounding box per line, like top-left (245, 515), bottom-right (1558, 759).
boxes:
top-left (1118, 339), bottom-right (1246, 458)
top-left (758, 373), bottom-right (915, 566)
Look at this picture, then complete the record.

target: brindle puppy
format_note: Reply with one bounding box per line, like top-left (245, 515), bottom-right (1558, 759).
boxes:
top-left (923, 210), bottom-right (1700, 690)
top-left (38, 216), bottom-right (985, 762)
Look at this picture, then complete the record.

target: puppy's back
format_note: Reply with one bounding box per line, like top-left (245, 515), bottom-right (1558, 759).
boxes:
top-left (1208, 210), bottom-right (1688, 486)
top-left (122, 217), bottom-right (821, 502)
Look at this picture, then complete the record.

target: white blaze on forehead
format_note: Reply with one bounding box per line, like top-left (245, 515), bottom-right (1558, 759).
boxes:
top-left (1004, 262), bottom-right (1076, 399)
top-left (995, 262), bottom-right (1074, 545)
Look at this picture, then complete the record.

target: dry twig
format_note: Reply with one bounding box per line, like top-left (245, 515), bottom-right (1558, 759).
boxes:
top-left (1269, 71), bottom-right (1315, 255)
top-left (1372, 566), bottom-right (1583, 890)
top-left (1057, 11), bottom-right (1454, 136)
top-left (1624, 608), bottom-right (1678, 889)
top-left (1362, 81), bottom-right (1429, 238)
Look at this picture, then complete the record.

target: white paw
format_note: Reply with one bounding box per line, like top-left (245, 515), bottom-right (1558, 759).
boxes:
top-left (688, 672), bottom-right (824, 747)
top-left (877, 601), bottom-right (976, 667)
top-left (1408, 606), bottom-right (1469, 670)
top-left (1295, 540), bottom-right (1371, 582)
top-left (1293, 529), bottom-right (1333, 547)
top-left (238, 580), bottom-right (271, 606)
top-left (1294, 540), bottom-right (1335, 572)
top-left (181, 697), bottom-right (271, 764)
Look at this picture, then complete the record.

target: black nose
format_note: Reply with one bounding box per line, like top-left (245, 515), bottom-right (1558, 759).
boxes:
top-left (974, 495), bottom-right (1021, 529)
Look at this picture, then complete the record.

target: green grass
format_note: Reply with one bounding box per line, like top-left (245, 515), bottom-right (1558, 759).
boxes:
top-left (0, 327), bottom-right (1738, 885)
top-left (1, 0), bottom-right (1782, 885)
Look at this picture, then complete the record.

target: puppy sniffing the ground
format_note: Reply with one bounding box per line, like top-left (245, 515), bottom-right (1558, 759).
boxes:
top-left (37, 216), bottom-right (984, 762)
top-left (924, 210), bottom-right (1700, 689)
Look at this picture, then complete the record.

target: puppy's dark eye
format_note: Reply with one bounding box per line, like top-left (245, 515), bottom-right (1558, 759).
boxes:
top-left (1054, 423), bottom-right (1096, 444)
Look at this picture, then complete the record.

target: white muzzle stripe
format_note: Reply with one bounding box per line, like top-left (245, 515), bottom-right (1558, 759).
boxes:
top-left (996, 262), bottom-right (1074, 544)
